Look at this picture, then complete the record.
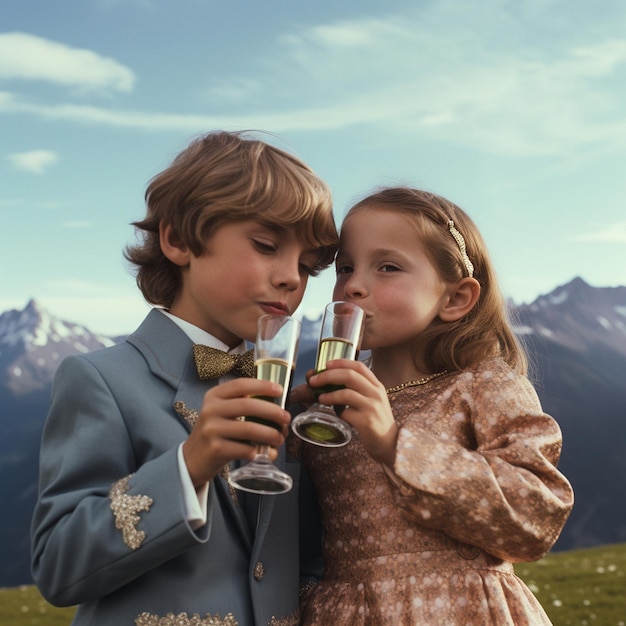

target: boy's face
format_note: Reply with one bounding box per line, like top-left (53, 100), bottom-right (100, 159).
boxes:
top-left (167, 219), bottom-right (320, 347)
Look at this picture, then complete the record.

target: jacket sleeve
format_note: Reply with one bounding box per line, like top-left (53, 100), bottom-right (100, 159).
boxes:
top-left (297, 459), bottom-right (323, 582)
top-left (31, 355), bottom-right (209, 606)
top-left (384, 363), bottom-right (574, 562)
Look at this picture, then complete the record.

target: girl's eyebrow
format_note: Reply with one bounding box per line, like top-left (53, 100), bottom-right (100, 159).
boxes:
top-left (338, 247), bottom-right (401, 256)
top-left (373, 248), bottom-right (401, 255)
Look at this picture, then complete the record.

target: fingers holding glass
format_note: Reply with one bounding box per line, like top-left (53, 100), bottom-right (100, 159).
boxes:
top-left (291, 301), bottom-right (364, 447)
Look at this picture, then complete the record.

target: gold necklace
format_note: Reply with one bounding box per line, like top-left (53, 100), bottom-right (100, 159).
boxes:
top-left (385, 370), bottom-right (449, 394)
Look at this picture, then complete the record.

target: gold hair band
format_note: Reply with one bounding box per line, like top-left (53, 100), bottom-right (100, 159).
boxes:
top-left (447, 219), bottom-right (474, 277)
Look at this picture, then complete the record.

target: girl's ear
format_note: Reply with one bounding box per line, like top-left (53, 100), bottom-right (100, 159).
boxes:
top-left (439, 277), bottom-right (481, 322)
top-left (160, 223), bottom-right (191, 267)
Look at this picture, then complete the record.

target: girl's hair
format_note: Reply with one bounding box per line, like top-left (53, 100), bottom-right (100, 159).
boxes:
top-left (125, 130), bottom-right (338, 307)
top-left (347, 187), bottom-right (528, 375)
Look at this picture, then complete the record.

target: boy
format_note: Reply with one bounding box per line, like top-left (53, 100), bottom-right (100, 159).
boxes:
top-left (31, 130), bottom-right (338, 625)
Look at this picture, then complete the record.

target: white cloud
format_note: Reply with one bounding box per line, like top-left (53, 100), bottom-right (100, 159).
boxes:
top-left (1, 10), bottom-right (626, 160)
top-left (571, 39), bottom-right (626, 77)
top-left (9, 150), bottom-right (58, 174)
top-left (0, 32), bottom-right (135, 93)
top-left (197, 9), bottom-right (626, 156)
top-left (572, 221), bottom-right (626, 243)
top-left (304, 20), bottom-right (393, 47)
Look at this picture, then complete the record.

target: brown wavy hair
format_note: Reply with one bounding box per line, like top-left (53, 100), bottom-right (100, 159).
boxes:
top-left (346, 187), bottom-right (528, 375)
top-left (125, 130), bottom-right (338, 308)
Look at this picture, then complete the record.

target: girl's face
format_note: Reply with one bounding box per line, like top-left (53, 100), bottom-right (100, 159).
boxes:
top-left (333, 206), bottom-right (453, 351)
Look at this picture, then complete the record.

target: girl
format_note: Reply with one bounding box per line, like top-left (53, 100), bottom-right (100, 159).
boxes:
top-left (293, 187), bottom-right (574, 625)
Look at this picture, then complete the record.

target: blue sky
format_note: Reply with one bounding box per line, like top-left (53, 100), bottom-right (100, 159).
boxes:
top-left (1, 0), bottom-right (625, 335)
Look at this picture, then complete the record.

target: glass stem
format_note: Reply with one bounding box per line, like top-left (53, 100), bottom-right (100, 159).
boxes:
top-left (255, 444), bottom-right (271, 458)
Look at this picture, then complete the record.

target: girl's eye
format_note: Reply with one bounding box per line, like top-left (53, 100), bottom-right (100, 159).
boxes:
top-left (380, 264), bottom-right (400, 272)
top-left (336, 264), bottom-right (353, 275)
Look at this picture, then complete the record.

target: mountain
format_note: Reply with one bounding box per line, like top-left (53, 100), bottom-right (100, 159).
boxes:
top-left (1, 279), bottom-right (625, 586)
top-left (513, 278), bottom-right (626, 551)
top-left (0, 300), bottom-right (117, 586)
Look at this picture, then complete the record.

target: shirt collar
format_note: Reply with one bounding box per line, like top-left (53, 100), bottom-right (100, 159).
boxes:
top-left (158, 309), bottom-right (247, 355)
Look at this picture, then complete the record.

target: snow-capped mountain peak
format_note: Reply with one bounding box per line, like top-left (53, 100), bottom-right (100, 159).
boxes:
top-left (0, 299), bottom-right (115, 351)
top-left (0, 299), bottom-right (116, 394)
top-left (516, 277), bottom-right (626, 356)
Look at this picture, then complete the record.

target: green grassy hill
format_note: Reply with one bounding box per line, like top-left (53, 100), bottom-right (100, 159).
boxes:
top-left (0, 584), bottom-right (75, 626)
top-left (1, 543), bottom-right (625, 625)
top-left (515, 542), bottom-right (626, 625)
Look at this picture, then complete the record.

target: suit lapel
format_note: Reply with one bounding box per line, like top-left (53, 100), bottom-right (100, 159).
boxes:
top-left (251, 478), bottom-right (277, 553)
top-left (126, 309), bottom-right (253, 548)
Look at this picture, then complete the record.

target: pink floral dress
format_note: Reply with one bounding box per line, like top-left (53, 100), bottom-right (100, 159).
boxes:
top-left (293, 358), bottom-right (574, 625)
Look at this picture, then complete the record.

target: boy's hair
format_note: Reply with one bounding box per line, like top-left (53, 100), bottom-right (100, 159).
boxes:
top-left (346, 187), bottom-right (528, 375)
top-left (125, 130), bottom-right (338, 307)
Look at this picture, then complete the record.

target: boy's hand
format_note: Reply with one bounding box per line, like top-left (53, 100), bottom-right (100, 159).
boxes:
top-left (309, 360), bottom-right (398, 466)
top-left (182, 378), bottom-right (290, 488)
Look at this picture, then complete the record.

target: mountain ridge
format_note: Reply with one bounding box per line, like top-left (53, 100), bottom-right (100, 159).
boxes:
top-left (1, 276), bottom-right (625, 585)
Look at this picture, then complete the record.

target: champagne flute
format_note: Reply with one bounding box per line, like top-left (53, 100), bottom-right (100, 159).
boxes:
top-left (291, 301), bottom-right (364, 447)
top-left (229, 314), bottom-right (300, 495)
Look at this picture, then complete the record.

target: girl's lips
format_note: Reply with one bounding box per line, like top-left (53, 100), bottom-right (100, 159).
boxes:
top-left (260, 303), bottom-right (289, 316)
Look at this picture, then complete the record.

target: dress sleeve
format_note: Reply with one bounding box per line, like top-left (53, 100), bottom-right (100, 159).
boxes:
top-left (384, 362), bottom-right (574, 562)
top-left (31, 355), bottom-right (208, 607)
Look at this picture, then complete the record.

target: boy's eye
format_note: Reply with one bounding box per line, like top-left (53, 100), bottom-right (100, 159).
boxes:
top-left (299, 263), bottom-right (319, 277)
top-left (300, 253), bottom-right (321, 277)
top-left (253, 239), bottom-right (276, 253)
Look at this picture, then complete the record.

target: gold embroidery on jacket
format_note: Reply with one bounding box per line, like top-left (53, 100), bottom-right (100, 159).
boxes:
top-left (220, 463), bottom-right (239, 506)
top-left (173, 401), bottom-right (239, 506)
top-left (269, 611), bottom-right (299, 626)
top-left (134, 610), bottom-right (298, 626)
top-left (135, 612), bottom-right (238, 626)
top-left (174, 400), bottom-right (199, 427)
top-left (109, 475), bottom-right (153, 550)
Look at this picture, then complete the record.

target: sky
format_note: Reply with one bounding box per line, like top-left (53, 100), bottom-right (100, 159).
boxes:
top-left (1, 0), bottom-right (625, 336)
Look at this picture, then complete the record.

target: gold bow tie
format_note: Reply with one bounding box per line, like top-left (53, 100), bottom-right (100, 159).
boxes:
top-left (193, 345), bottom-right (255, 380)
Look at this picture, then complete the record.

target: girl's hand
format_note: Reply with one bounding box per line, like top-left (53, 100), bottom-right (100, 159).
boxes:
top-left (289, 375), bottom-right (315, 408)
top-left (309, 360), bottom-right (398, 466)
top-left (182, 378), bottom-right (291, 488)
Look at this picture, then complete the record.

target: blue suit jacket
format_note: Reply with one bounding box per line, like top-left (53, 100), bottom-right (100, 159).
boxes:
top-left (31, 309), bottom-right (322, 626)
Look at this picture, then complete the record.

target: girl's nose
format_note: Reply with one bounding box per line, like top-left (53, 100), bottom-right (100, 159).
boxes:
top-left (337, 273), bottom-right (366, 300)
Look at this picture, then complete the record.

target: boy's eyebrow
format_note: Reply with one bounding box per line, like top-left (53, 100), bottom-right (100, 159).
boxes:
top-left (257, 221), bottom-right (320, 255)
top-left (256, 222), bottom-right (298, 239)
top-left (254, 220), bottom-right (284, 233)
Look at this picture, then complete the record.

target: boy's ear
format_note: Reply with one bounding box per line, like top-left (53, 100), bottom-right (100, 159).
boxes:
top-left (439, 277), bottom-right (481, 322)
top-left (159, 223), bottom-right (191, 267)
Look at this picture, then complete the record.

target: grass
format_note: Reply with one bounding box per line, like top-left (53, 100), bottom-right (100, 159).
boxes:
top-left (1, 543), bottom-right (624, 625)
top-left (514, 542), bottom-right (626, 625)
top-left (0, 585), bottom-right (75, 625)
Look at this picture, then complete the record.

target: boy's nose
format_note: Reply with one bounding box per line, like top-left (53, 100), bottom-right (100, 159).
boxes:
top-left (274, 259), bottom-right (302, 290)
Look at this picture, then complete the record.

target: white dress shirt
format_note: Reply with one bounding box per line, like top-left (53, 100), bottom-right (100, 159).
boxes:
top-left (160, 309), bottom-right (248, 529)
